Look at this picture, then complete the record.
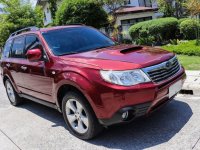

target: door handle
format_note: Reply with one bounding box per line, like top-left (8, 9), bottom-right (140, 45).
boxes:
top-left (6, 63), bottom-right (11, 68)
top-left (21, 66), bottom-right (27, 71)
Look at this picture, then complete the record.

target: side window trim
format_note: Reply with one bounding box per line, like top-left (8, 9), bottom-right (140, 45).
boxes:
top-left (25, 33), bottom-right (49, 62)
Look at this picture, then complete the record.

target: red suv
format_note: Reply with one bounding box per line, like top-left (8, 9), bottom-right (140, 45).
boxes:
top-left (0, 25), bottom-right (186, 139)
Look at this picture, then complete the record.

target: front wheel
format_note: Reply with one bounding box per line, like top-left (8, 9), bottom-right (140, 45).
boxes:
top-left (62, 91), bottom-right (103, 140)
top-left (5, 79), bottom-right (22, 106)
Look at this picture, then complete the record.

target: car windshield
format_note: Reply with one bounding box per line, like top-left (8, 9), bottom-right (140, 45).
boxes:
top-left (42, 27), bottom-right (116, 56)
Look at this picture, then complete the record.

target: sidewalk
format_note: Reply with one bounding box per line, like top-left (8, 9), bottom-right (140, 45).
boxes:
top-left (182, 71), bottom-right (200, 96)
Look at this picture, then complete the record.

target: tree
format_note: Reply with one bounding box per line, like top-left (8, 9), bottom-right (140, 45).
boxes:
top-left (55, 0), bottom-right (108, 29)
top-left (97, 0), bottom-right (124, 40)
top-left (185, 0), bottom-right (200, 16)
top-left (158, 0), bottom-right (186, 18)
top-left (185, 0), bottom-right (200, 45)
top-left (0, 0), bottom-right (44, 47)
top-left (49, 0), bottom-right (57, 20)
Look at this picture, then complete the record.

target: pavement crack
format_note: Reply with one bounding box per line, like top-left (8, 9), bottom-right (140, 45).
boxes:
top-left (192, 135), bottom-right (200, 149)
top-left (0, 128), bottom-right (22, 150)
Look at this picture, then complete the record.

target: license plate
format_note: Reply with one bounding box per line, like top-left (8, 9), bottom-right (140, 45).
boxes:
top-left (169, 80), bottom-right (183, 98)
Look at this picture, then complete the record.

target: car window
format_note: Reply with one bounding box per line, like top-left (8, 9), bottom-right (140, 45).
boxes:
top-left (12, 36), bottom-right (25, 58)
top-left (42, 27), bottom-right (116, 56)
top-left (2, 40), bottom-right (13, 59)
top-left (25, 35), bottom-right (43, 54)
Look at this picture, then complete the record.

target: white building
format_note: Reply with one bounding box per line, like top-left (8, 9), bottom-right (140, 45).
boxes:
top-left (0, 4), bottom-right (5, 14)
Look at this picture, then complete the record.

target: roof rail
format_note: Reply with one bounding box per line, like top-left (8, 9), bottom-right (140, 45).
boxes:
top-left (66, 23), bottom-right (85, 26)
top-left (9, 26), bottom-right (39, 38)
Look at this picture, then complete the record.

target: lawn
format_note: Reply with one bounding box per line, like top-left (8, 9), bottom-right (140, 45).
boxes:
top-left (162, 40), bottom-right (200, 70)
top-left (177, 55), bottom-right (200, 70)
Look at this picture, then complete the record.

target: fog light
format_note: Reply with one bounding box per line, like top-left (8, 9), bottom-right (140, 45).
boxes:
top-left (122, 111), bottom-right (129, 120)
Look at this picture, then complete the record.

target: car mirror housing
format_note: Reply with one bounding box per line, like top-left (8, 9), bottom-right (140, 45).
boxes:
top-left (26, 48), bottom-right (42, 62)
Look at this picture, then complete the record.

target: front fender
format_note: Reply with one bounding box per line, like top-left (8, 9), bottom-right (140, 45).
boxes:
top-left (53, 71), bottom-right (101, 117)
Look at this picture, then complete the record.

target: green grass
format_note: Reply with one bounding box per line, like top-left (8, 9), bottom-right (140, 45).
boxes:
top-left (162, 40), bottom-right (200, 56)
top-left (177, 55), bottom-right (200, 70)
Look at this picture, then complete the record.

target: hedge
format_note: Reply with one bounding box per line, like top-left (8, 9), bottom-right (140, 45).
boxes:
top-left (129, 17), bottom-right (178, 45)
top-left (162, 40), bottom-right (200, 56)
top-left (180, 19), bottom-right (200, 40)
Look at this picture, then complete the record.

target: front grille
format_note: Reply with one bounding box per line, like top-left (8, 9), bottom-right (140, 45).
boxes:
top-left (142, 56), bottom-right (181, 83)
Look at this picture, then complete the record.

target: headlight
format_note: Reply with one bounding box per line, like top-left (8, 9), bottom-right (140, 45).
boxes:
top-left (100, 69), bottom-right (151, 86)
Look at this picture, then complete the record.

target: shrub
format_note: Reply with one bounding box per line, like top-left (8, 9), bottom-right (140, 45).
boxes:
top-left (129, 17), bottom-right (178, 45)
top-left (178, 18), bottom-right (189, 25)
top-left (180, 19), bottom-right (200, 40)
top-left (55, 0), bottom-right (108, 29)
top-left (162, 40), bottom-right (200, 56)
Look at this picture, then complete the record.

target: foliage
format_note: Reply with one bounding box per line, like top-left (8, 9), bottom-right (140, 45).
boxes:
top-left (180, 19), bottom-right (200, 40)
top-left (157, 0), bottom-right (187, 18)
top-left (178, 18), bottom-right (189, 25)
top-left (162, 40), bottom-right (200, 56)
top-left (98, 0), bottom-right (124, 13)
top-left (0, 0), bottom-right (44, 47)
top-left (55, 0), bottom-right (108, 29)
top-left (185, 0), bottom-right (200, 16)
top-left (49, 0), bottom-right (57, 20)
top-left (157, 0), bottom-right (175, 17)
top-left (129, 17), bottom-right (178, 45)
top-left (98, 0), bottom-right (125, 40)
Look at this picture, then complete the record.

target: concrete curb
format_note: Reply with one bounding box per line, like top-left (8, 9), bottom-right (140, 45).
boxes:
top-left (181, 71), bottom-right (200, 96)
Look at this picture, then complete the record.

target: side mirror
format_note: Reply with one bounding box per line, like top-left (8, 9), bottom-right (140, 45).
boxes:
top-left (26, 48), bottom-right (42, 62)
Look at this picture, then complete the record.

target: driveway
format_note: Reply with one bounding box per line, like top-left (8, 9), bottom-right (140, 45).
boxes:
top-left (0, 79), bottom-right (199, 150)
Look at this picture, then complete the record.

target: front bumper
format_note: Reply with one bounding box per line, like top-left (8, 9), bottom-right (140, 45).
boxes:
top-left (92, 67), bottom-right (186, 126)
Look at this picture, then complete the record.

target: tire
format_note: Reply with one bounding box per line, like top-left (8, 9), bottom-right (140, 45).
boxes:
top-left (62, 91), bottom-right (103, 140)
top-left (5, 79), bottom-right (22, 106)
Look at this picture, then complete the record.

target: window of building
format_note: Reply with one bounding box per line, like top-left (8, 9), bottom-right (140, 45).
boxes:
top-left (124, 0), bottom-right (131, 5)
top-left (139, 0), bottom-right (152, 7)
top-left (44, 12), bottom-right (47, 21)
top-left (47, 7), bottom-right (49, 13)
top-left (121, 16), bottom-right (152, 26)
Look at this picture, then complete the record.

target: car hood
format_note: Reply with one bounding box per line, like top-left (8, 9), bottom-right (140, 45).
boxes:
top-left (59, 44), bottom-right (175, 70)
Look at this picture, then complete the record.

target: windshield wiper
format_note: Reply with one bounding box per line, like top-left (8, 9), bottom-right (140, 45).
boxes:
top-left (93, 45), bottom-right (112, 50)
top-left (59, 51), bottom-right (79, 56)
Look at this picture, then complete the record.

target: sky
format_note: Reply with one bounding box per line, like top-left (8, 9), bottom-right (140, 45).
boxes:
top-left (30, 0), bottom-right (37, 6)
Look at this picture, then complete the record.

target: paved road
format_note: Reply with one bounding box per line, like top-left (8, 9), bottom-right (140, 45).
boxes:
top-left (0, 79), bottom-right (200, 150)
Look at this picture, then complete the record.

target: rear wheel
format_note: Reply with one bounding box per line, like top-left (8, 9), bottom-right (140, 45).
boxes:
top-left (62, 91), bottom-right (103, 140)
top-left (5, 79), bottom-right (22, 106)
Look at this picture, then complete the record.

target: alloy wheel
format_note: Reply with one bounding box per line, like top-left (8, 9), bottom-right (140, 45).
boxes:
top-left (6, 81), bottom-right (15, 103)
top-left (65, 99), bottom-right (89, 134)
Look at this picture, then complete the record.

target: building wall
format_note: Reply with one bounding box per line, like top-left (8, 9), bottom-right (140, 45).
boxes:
top-left (116, 11), bottom-right (155, 39)
top-left (0, 4), bottom-right (4, 14)
top-left (116, 11), bottom-right (155, 26)
top-left (43, 2), bottom-right (52, 26)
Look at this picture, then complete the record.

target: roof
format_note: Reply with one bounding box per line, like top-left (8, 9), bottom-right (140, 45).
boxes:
top-left (115, 6), bottom-right (156, 15)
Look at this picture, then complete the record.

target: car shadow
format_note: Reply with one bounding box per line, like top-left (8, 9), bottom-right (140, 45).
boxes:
top-left (20, 98), bottom-right (192, 150)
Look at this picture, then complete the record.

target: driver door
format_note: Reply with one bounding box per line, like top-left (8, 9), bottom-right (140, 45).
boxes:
top-left (18, 34), bottom-right (54, 102)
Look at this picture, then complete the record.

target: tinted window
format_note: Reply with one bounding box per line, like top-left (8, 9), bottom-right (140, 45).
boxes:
top-left (12, 36), bottom-right (25, 58)
top-left (2, 40), bottom-right (13, 58)
top-left (25, 35), bottom-right (42, 54)
top-left (42, 27), bottom-right (115, 56)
